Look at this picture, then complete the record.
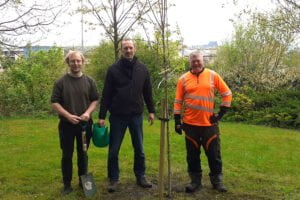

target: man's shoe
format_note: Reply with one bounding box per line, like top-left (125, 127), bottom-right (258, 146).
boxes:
top-left (136, 176), bottom-right (152, 188)
top-left (108, 181), bottom-right (118, 193)
top-left (213, 183), bottom-right (227, 192)
top-left (79, 181), bottom-right (83, 189)
top-left (210, 174), bottom-right (227, 192)
top-left (185, 182), bottom-right (201, 193)
top-left (61, 186), bottom-right (73, 195)
top-left (185, 173), bottom-right (201, 193)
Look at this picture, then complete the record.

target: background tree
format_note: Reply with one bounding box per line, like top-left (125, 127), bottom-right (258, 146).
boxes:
top-left (86, 40), bottom-right (115, 90)
top-left (231, 0), bottom-right (300, 34)
top-left (275, 0), bottom-right (300, 33)
top-left (210, 6), bottom-right (300, 129)
top-left (0, 0), bottom-right (68, 47)
top-left (84, 0), bottom-right (158, 61)
top-left (211, 11), bottom-right (296, 91)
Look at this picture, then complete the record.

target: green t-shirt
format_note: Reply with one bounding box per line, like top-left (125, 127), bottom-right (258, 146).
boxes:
top-left (51, 73), bottom-right (99, 121)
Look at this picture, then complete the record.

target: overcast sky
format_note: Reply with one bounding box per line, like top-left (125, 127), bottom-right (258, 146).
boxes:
top-left (35, 0), bottom-right (274, 47)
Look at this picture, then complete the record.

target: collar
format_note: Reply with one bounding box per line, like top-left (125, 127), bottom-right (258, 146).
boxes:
top-left (120, 56), bottom-right (137, 68)
top-left (190, 67), bottom-right (205, 76)
top-left (68, 72), bottom-right (83, 78)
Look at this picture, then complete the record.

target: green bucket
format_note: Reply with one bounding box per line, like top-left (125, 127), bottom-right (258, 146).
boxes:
top-left (92, 124), bottom-right (109, 147)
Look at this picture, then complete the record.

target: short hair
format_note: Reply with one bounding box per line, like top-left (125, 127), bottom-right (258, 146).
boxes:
top-left (189, 51), bottom-right (203, 60)
top-left (65, 50), bottom-right (85, 64)
top-left (121, 38), bottom-right (136, 48)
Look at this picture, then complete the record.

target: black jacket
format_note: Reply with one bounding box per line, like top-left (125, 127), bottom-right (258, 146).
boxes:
top-left (99, 57), bottom-right (155, 119)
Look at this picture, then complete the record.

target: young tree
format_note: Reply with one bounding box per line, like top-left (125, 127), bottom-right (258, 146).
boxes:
top-left (85, 0), bottom-right (158, 60)
top-left (144, 0), bottom-right (172, 197)
top-left (0, 0), bottom-right (68, 47)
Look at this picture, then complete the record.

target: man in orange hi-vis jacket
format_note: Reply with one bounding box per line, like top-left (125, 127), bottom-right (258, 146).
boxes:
top-left (173, 51), bottom-right (232, 193)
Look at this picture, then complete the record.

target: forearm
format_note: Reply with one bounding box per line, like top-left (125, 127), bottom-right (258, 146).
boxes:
top-left (52, 103), bottom-right (82, 124)
top-left (99, 99), bottom-right (108, 119)
top-left (145, 99), bottom-right (155, 114)
top-left (99, 74), bottom-right (112, 119)
top-left (84, 100), bottom-right (98, 116)
top-left (143, 88), bottom-right (155, 114)
top-left (52, 103), bottom-right (72, 118)
top-left (219, 106), bottom-right (229, 116)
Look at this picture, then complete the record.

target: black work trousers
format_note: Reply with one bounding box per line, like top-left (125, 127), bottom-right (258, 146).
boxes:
top-left (58, 120), bottom-right (92, 186)
top-left (182, 123), bottom-right (223, 178)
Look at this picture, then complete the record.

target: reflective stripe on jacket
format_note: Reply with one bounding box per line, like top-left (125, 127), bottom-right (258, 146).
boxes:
top-left (173, 68), bottom-right (232, 126)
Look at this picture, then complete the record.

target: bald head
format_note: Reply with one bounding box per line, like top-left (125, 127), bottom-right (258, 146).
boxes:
top-left (189, 51), bottom-right (204, 72)
top-left (189, 51), bottom-right (204, 61)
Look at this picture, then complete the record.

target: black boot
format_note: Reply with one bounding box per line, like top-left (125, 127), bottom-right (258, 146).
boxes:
top-left (185, 173), bottom-right (202, 193)
top-left (136, 176), bottom-right (152, 188)
top-left (79, 178), bottom-right (83, 189)
top-left (108, 180), bottom-right (118, 193)
top-left (210, 174), bottom-right (227, 192)
top-left (61, 184), bottom-right (73, 195)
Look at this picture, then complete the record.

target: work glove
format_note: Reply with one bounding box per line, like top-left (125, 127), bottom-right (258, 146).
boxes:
top-left (174, 114), bottom-right (182, 135)
top-left (210, 106), bottom-right (229, 124)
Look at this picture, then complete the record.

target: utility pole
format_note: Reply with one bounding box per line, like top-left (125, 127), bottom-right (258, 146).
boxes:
top-left (81, 0), bottom-right (84, 51)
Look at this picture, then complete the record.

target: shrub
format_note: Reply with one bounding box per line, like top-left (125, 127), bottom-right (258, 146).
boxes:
top-left (225, 88), bottom-right (300, 129)
top-left (0, 47), bottom-right (65, 116)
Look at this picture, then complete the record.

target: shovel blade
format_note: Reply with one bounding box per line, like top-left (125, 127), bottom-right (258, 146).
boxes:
top-left (80, 172), bottom-right (97, 198)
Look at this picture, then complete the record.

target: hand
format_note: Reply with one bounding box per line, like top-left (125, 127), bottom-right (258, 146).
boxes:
top-left (66, 114), bottom-right (81, 124)
top-left (148, 113), bottom-right (155, 125)
top-left (174, 114), bottom-right (182, 135)
top-left (210, 106), bottom-right (229, 124)
top-left (175, 123), bottom-right (182, 135)
top-left (209, 113), bottom-right (219, 124)
top-left (98, 119), bottom-right (106, 127)
top-left (80, 112), bottom-right (90, 122)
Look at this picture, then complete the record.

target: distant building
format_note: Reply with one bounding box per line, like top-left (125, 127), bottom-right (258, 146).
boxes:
top-left (0, 46), bottom-right (54, 71)
top-left (182, 41), bottom-right (218, 63)
top-left (23, 46), bottom-right (53, 58)
top-left (0, 48), bottom-right (24, 72)
top-left (189, 41), bottom-right (218, 50)
top-left (1, 48), bottom-right (24, 61)
top-left (0, 46), bottom-right (53, 61)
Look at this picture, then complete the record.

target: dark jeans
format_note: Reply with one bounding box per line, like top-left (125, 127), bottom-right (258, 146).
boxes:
top-left (108, 114), bottom-right (146, 181)
top-left (58, 120), bottom-right (92, 186)
top-left (182, 123), bottom-right (222, 178)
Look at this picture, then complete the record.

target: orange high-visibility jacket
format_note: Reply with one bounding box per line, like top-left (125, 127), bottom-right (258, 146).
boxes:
top-left (173, 69), bottom-right (232, 126)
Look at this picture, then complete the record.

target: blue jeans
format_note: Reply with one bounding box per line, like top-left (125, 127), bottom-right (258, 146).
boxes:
top-left (108, 114), bottom-right (146, 181)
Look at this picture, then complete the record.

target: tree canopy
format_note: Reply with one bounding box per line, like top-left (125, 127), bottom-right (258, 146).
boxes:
top-left (0, 0), bottom-right (67, 47)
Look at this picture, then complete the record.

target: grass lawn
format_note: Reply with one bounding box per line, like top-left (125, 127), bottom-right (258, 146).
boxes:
top-left (0, 117), bottom-right (299, 200)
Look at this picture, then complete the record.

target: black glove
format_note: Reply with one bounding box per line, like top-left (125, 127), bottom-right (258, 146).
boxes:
top-left (174, 114), bottom-right (182, 135)
top-left (210, 106), bottom-right (229, 123)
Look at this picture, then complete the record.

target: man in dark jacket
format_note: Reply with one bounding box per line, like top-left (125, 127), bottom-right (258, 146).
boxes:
top-left (98, 39), bottom-right (155, 193)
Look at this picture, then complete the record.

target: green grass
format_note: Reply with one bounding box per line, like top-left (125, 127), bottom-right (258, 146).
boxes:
top-left (0, 117), bottom-right (299, 200)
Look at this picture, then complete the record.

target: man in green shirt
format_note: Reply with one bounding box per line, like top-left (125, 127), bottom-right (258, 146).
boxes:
top-left (51, 51), bottom-right (99, 195)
